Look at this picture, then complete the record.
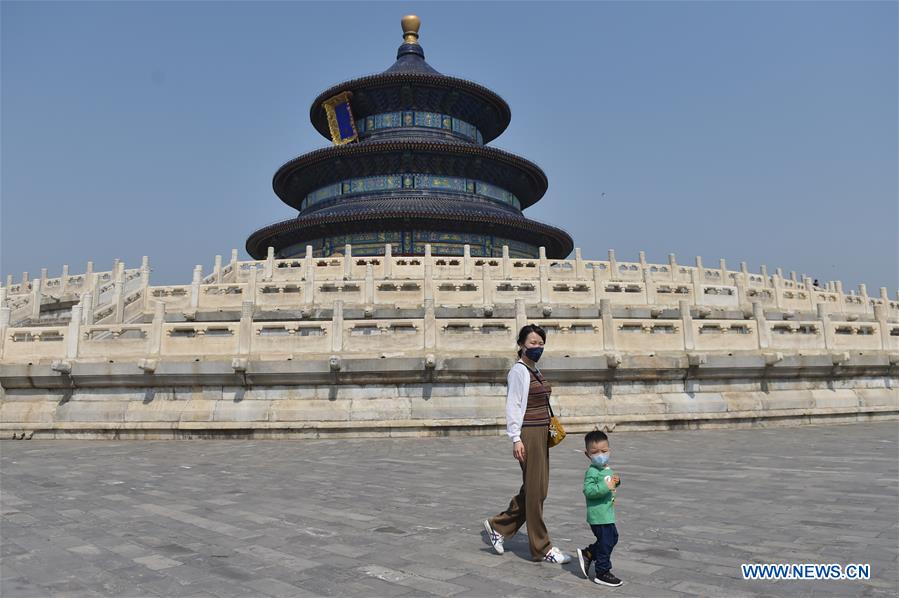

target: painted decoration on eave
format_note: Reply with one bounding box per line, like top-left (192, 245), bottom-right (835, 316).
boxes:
top-left (322, 91), bottom-right (359, 145)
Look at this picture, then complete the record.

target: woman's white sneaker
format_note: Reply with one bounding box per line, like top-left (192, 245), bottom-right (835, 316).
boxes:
top-left (483, 519), bottom-right (504, 554)
top-left (543, 546), bottom-right (571, 564)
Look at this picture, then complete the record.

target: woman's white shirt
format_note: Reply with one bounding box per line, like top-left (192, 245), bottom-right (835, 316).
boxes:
top-left (506, 360), bottom-right (533, 443)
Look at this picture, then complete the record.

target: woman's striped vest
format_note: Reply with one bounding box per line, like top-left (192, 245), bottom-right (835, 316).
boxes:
top-left (521, 364), bottom-right (551, 427)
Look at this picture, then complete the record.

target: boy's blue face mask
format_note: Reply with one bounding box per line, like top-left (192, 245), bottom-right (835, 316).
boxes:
top-left (590, 453), bottom-right (609, 467)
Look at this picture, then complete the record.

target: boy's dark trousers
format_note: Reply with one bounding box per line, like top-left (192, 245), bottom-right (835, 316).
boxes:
top-left (586, 523), bottom-right (618, 573)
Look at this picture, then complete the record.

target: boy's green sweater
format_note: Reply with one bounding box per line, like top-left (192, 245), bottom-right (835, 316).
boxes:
top-left (583, 464), bottom-right (617, 524)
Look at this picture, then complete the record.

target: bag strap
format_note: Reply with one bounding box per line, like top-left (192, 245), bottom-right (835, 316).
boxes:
top-left (518, 361), bottom-right (545, 383)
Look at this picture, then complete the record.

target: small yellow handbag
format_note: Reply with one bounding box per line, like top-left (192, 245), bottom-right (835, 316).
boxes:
top-left (548, 403), bottom-right (566, 447)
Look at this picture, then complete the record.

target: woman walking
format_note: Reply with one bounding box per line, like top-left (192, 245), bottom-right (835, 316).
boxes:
top-left (483, 324), bottom-right (570, 564)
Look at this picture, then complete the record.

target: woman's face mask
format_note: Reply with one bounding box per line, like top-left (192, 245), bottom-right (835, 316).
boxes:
top-left (524, 346), bottom-right (544, 362)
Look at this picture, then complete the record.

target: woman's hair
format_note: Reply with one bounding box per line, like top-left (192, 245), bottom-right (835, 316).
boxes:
top-left (516, 324), bottom-right (546, 357)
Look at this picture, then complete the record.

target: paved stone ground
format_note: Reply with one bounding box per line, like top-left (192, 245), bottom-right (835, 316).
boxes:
top-left (1, 422), bottom-right (897, 597)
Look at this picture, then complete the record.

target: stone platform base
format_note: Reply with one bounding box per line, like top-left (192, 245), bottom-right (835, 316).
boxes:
top-left (3, 406), bottom-right (897, 440)
top-left (2, 354), bottom-right (897, 439)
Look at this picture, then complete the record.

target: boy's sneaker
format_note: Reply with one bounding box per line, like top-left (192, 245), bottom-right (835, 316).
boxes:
top-left (594, 570), bottom-right (623, 587)
top-left (482, 519), bottom-right (504, 555)
top-left (543, 546), bottom-right (571, 564)
top-left (576, 548), bottom-right (593, 578)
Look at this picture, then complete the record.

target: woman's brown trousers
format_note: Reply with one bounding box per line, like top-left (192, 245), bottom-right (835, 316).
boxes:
top-left (489, 425), bottom-right (551, 560)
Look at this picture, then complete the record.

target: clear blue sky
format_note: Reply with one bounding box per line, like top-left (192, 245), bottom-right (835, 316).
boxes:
top-left (2, 1), bottom-right (896, 290)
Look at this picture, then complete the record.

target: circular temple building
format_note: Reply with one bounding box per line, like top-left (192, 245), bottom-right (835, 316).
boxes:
top-left (246, 16), bottom-right (574, 260)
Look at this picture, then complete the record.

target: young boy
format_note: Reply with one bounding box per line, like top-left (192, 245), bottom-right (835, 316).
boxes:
top-left (576, 430), bottom-right (623, 587)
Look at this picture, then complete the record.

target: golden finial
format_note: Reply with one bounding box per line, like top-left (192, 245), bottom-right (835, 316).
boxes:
top-left (402, 15), bottom-right (421, 44)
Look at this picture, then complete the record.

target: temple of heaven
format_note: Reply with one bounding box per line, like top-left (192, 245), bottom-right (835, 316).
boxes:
top-left (245, 15), bottom-right (574, 260)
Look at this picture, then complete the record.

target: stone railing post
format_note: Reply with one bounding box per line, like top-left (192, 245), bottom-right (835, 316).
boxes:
top-left (668, 253), bottom-right (678, 281)
top-left (264, 247), bottom-right (275, 280)
top-left (230, 248), bottom-right (239, 265)
top-left (30, 276), bottom-right (43, 321)
top-left (384, 243), bottom-right (393, 279)
top-left (575, 247), bottom-right (584, 279)
top-left (364, 263), bottom-right (375, 308)
top-left (0, 287), bottom-right (6, 309)
top-left (90, 273), bottom-right (102, 307)
top-left (719, 258), bottom-right (728, 283)
top-left (5, 274), bottom-right (12, 290)
top-left (858, 284), bottom-right (870, 314)
top-left (301, 254), bottom-right (315, 313)
top-left (21, 271), bottom-right (30, 289)
top-left (482, 261), bottom-right (493, 313)
top-left (643, 266), bottom-right (657, 305)
top-left (424, 244), bottom-right (434, 302)
top-left (538, 247), bottom-right (550, 304)
top-left (502, 245), bottom-right (511, 279)
top-left (61, 264), bottom-right (70, 294)
top-left (874, 304), bottom-right (889, 350)
top-left (680, 300), bottom-right (694, 350)
top-left (331, 300), bottom-right (344, 352)
top-left (690, 267), bottom-right (703, 306)
top-left (880, 287), bottom-right (890, 304)
top-left (190, 265), bottom-right (203, 310)
top-left (343, 244), bottom-right (352, 280)
top-left (515, 297), bottom-right (526, 333)
top-left (593, 263), bottom-right (604, 307)
top-left (735, 271), bottom-right (749, 308)
top-left (140, 259), bottom-right (151, 312)
top-left (40, 268), bottom-right (48, 291)
top-left (303, 245), bottom-right (313, 280)
top-left (834, 280), bottom-right (845, 314)
top-left (0, 307), bottom-right (10, 359)
top-left (81, 293), bottom-right (94, 325)
top-left (148, 301), bottom-right (165, 357)
top-left (84, 260), bottom-right (94, 294)
top-left (694, 256), bottom-right (704, 282)
top-left (463, 244), bottom-right (472, 279)
top-left (214, 254), bottom-right (223, 284)
top-left (772, 273), bottom-right (784, 309)
top-left (759, 264), bottom-right (769, 285)
top-left (753, 302), bottom-right (770, 349)
top-left (113, 265), bottom-right (126, 323)
top-left (238, 300), bottom-right (254, 357)
top-left (66, 305), bottom-right (82, 359)
top-left (247, 265), bottom-right (259, 307)
top-left (608, 250), bottom-right (618, 281)
top-left (424, 298), bottom-right (436, 350)
top-left (817, 303), bottom-right (833, 350)
top-left (638, 251), bottom-right (647, 278)
top-left (600, 298), bottom-right (615, 351)
top-left (805, 277), bottom-right (817, 311)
